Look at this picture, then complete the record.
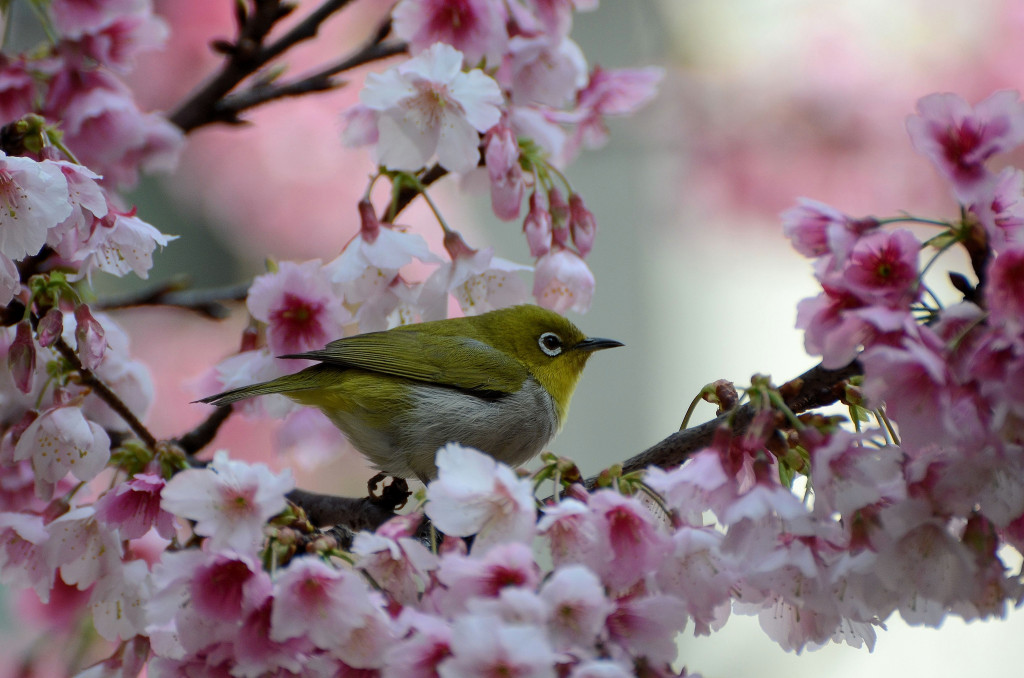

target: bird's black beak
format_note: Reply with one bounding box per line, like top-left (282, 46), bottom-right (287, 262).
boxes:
top-left (574, 337), bottom-right (624, 352)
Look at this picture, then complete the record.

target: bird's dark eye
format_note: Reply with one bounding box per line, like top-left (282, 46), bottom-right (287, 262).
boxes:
top-left (538, 332), bottom-right (563, 357)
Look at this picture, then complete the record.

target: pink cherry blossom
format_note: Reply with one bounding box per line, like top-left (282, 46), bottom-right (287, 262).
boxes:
top-left (13, 405), bottom-right (111, 500)
top-left (655, 526), bottom-right (734, 635)
top-left (533, 246), bottom-right (594, 313)
top-left (246, 259), bottom-right (351, 356)
top-left (906, 90), bottom-right (1024, 203)
top-left (76, 9), bottom-right (169, 73)
top-left (605, 592), bottom-right (689, 666)
top-left (50, 0), bottom-right (147, 39)
top-left (324, 200), bottom-right (440, 321)
top-left (90, 558), bottom-right (151, 641)
top-left (426, 443), bottom-right (537, 552)
top-left (502, 35), bottom-right (587, 108)
top-left (340, 104), bottom-right (380, 147)
top-left (538, 564), bottom-right (613, 650)
top-left (0, 512), bottom-right (52, 602)
top-left (985, 244), bottom-right (1024, 335)
top-left (538, 497), bottom-right (607, 570)
top-left (433, 542), bottom-right (541, 614)
top-left (191, 552), bottom-right (270, 622)
top-left (0, 59), bottom-right (36, 125)
top-left (45, 506), bottom-right (123, 591)
top-left (0, 153), bottom-right (72, 265)
top-left (438, 613), bottom-right (557, 678)
top-left (968, 167), bottom-right (1024, 250)
top-left (353, 525), bottom-right (439, 605)
top-left (392, 0), bottom-right (508, 65)
top-left (588, 490), bottom-right (671, 592)
top-left (384, 609), bottom-right (454, 678)
top-left (841, 228), bottom-right (921, 307)
top-left (76, 207), bottom-right (176, 280)
top-left (558, 66), bottom-right (664, 159)
top-left (419, 236), bottom-right (531, 320)
top-left (160, 450), bottom-right (293, 554)
top-left (270, 556), bottom-right (394, 668)
top-left (94, 472), bottom-right (176, 540)
top-left (361, 42), bottom-right (503, 173)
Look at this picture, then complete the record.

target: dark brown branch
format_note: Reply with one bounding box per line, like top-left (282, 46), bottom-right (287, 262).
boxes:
top-left (97, 280), bottom-right (251, 319)
top-left (215, 40), bottom-right (407, 120)
top-left (170, 0), bottom-right (357, 132)
top-left (588, 360), bottom-right (862, 487)
top-left (174, 405), bottom-right (234, 456)
top-left (287, 487), bottom-right (405, 530)
top-left (53, 336), bottom-right (158, 449)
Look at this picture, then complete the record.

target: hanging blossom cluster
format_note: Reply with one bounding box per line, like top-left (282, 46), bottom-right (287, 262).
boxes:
top-left (342, 0), bottom-right (662, 317)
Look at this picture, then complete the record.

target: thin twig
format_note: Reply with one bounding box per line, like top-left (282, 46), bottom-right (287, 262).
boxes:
top-left (53, 337), bottom-right (158, 449)
top-left (215, 41), bottom-right (407, 119)
top-left (175, 405), bottom-right (234, 457)
top-left (98, 281), bottom-right (251, 319)
top-left (170, 0), bottom-right (357, 132)
top-left (287, 486), bottom-right (406, 530)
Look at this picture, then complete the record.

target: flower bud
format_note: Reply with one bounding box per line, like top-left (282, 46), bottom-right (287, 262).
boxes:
top-left (548, 187), bottom-right (570, 247)
top-left (357, 199), bottom-right (381, 243)
top-left (568, 193), bottom-right (596, 257)
top-left (523, 191), bottom-right (553, 257)
top-left (74, 304), bottom-right (106, 370)
top-left (8, 321), bottom-right (36, 394)
top-left (36, 308), bottom-right (63, 348)
top-left (485, 123), bottom-right (524, 221)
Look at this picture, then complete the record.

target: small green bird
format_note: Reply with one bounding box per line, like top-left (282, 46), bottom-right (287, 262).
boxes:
top-left (200, 304), bottom-right (622, 481)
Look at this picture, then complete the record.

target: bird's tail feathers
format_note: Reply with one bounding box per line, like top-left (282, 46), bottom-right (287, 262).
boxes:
top-left (196, 370), bottom-right (325, 407)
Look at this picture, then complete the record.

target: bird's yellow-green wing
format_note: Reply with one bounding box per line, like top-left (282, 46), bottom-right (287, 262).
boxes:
top-left (282, 330), bottom-right (530, 395)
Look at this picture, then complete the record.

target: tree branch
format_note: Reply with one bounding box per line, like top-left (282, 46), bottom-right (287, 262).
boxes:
top-left (170, 0), bottom-right (358, 132)
top-left (174, 405), bottom-right (234, 457)
top-left (53, 336), bottom-right (158, 449)
top-left (384, 164), bottom-right (449, 222)
top-left (588, 360), bottom-right (862, 487)
top-left (97, 279), bottom-right (251, 319)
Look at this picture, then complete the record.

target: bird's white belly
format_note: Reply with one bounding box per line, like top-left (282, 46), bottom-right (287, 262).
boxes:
top-left (330, 378), bottom-right (559, 481)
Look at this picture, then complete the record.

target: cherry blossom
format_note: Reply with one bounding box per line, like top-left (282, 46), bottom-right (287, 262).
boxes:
top-left (392, 0), bottom-right (508, 65)
top-left (94, 473), bottom-right (176, 540)
top-left (361, 42), bottom-right (503, 173)
top-left (247, 259), bottom-right (351, 356)
top-left (425, 443), bottom-right (536, 551)
top-left (13, 405), bottom-right (111, 500)
top-left (160, 450), bottom-right (294, 554)
top-left (533, 246), bottom-right (595, 313)
top-left (906, 90), bottom-right (1024, 203)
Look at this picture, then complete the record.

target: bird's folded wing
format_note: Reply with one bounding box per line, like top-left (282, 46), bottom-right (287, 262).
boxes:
top-left (281, 331), bottom-right (529, 395)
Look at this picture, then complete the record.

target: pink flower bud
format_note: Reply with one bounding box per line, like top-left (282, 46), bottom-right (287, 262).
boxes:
top-left (548, 187), bottom-right (570, 247)
top-left (443, 230), bottom-right (477, 260)
top-left (485, 123), bottom-right (525, 221)
top-left (8, 321), bottom-right (36, 394)
top-left (74, 304), bottom-right (106, 370)
top-left (523, 191), bottom-right (553, 257)
top-left (36, 308), bottom-right (63, 347)
top-left (568, 193), bottom-right (597, 257)
top-left (358, 199), bottom-right (381, 243)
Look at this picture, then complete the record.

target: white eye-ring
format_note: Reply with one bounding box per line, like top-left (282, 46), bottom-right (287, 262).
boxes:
top-left (538, 332), bottom-right (564, 356)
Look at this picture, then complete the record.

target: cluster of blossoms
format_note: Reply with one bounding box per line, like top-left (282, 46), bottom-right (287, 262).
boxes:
top-left (206, 0), bottom-right (661, 449)
top-left (343, 0), bottom-right (661, 317)
top-left (5, 0), bottom-right (1024, 675)
top-left (123, 444), bottom-right (694, 676)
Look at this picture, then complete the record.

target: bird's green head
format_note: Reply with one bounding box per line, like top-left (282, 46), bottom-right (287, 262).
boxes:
top-left (472, 305), bottom-right (623, 423)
